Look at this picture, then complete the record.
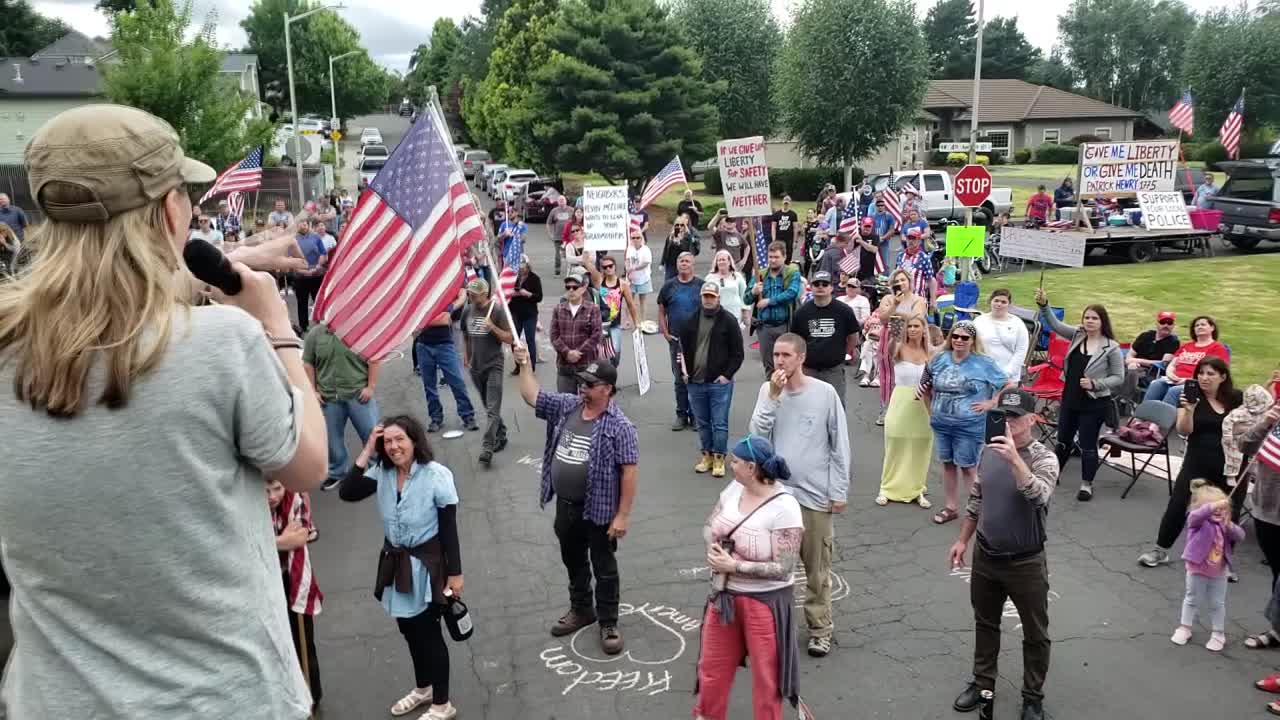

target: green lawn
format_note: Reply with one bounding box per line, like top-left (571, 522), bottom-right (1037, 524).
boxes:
top-left (993, 254), bottom-right (1278, 385)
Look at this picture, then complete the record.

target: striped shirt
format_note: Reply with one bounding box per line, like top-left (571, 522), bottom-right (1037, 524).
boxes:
top-left (896, 247), bottom-right (934, 300)
top-left (536, 391), bottom-right (640, 525)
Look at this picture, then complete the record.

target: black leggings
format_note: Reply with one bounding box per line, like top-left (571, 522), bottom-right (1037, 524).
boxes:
top-left (1055, 405), bottom-right (1106, 486)
top-left (396, 606), bottom-right (450, 704)
top-left (1258, 520), bottom-right (1280, 590)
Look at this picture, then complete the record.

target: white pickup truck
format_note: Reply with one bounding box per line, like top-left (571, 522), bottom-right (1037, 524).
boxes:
top-left (856, 170), bottom-right (1013, 224)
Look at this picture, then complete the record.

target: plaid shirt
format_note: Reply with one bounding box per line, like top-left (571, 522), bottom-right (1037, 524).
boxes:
top-left (549, 301), bottom-right (601, 372)
top-left (216, 213), bottom-right (241, 236)
top-left (536, 391), bottom-right (640, 524)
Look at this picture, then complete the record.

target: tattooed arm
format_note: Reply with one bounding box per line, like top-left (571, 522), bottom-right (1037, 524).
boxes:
top-left (732, 527), bottom-right (804, 580)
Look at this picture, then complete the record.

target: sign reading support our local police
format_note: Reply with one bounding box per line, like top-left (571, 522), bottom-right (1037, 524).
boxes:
top-left (716, 136), bottom-right (771, 217)
top-left (1078, 140), bottom-right (1179, 197)
top-left (1136, 191), bottom-right (1193, 230)
top-left (582, 185), bottom-right (630, 252)
top-left (999, 226), bottom-right (1086, 268)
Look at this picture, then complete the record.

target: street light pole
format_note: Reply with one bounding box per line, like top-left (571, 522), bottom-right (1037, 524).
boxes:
top-left (284, 3), bottom-right (346, 210)
top-left (967, 0), bottom-right (985, 167)
top-left (328, 51), bottom-right (360, 127)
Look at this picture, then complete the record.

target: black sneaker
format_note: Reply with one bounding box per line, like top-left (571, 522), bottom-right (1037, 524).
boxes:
top-left (479, 450), bottom-right (492, 467)
top-left (1020, 700), bottom-right (1043, 720)
top-left (953, 682), bottom-right (982, 712)
top-left (320, 476), bottom-right (342, 492)
top-left (464, 418), bottom-right (480, 432)
top-left (671, 417), bottom-right (686, 431)
top-left (427, 421), bottom-right (442, 433)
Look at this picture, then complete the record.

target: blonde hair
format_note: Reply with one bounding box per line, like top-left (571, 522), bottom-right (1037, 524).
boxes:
top-left (888, 268), bottom-right (912, 292)
top-left (1189, 479), bottom-right (1228, 512)
top-left (0, 183), bottom-right (187, 416)
top-left (895, 313), bottom-right (933, 360)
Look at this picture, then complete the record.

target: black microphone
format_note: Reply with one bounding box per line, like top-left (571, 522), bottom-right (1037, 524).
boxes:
top-left (183, 239), bottom-right (242, 295)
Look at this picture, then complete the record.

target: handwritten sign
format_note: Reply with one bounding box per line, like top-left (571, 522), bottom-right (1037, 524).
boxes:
top-left (1079, 140), bottom-right (1179, 197)
top-left (1137, 191), bottom-right (1192, 230)
top-left (999, 226), bottom-right (1086, 268)
top-left (582, 185), bottom-right (629, 251)
top-left (945, 225), bottom-right (986, 257)
top-left (633, 329), bottom-right (651, 395)
top-left (716, 136), bottom-right (771, 217)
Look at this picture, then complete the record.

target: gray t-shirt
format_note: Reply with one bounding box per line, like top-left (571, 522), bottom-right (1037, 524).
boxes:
top-left (268, 210), bottom-right (294, 228)
top-left (748, 379), bottom-right (851, 511)
top-left (548, 206), bottom-right (575, 240)
top-left (462, 302), bottom-right (509, 371)
top-left (0, 305), bottom-right (310, 718)
top-left (551, 411), bottom-right (597, 501)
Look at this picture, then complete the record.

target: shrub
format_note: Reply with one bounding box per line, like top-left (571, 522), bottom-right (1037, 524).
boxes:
top-left (1014, 147), bottom-right (1032, 164)
top-left (769, 167), bottom-right (849, 201)
top-left (974, 154), bottom-right (990, 166)
top-left (1033, 143), bottom-right (1080, 164)
top-left (1181, 143), bottom-right (1201, 161)
top-left (946, 152), bottom-right (967, 167)
top-left (1242, 139), bottom-right (1278, 160)
top-left (703, 169), bottom-right (723, 195)
top-left (930, 151), bottom-right (948, 166)
top-left (1199, 142), bottom-right (1228, 170)
top-left (1068, 134), bottom-right (1103, 145)
top-left (987, 150), bottom-right (1005, 166)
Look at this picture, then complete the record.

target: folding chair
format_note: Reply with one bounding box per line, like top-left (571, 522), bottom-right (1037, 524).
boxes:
top-left (1098, 400), bottom-right (1179, 499)
top-left (1023, 335), bottom-right (1069, 442)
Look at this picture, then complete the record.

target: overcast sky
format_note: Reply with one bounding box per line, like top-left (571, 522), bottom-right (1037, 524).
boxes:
top-left (39, 0), bottom-right (1250, 73)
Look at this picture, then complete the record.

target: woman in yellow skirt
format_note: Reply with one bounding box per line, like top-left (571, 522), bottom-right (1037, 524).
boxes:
top-left (877, 314), bottom-right (935, 507)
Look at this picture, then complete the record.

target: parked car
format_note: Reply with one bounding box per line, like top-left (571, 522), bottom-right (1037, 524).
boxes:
top-left (1211, 158), bottom-right (1280, 250)
top-left (499, 169), bottom-right (537, 203)
top-left (360, 127), bottom-right (383, 146)
top-left (461, 149), bottom-right (491, 178)
top-left (517, 179), bottom-right (563, 222)
top-left (358, 144), bottom-right (389, 162)
top-left (359, 156), bottom-right (387, 186)
top-left (843, 170), bottom-right (1013, 224)
top-left (477, 162), bottom-right (508, 189)
top-left (488, 168), bottom-right (511, 198)
top-left (1174, 168), bottom-right (1207, 205)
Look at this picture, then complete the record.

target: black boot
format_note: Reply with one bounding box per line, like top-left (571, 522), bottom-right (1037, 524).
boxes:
top-left (953, 683), bottom-right (982, 712)
top-left (1021, 700), bottom-right (1044, 720)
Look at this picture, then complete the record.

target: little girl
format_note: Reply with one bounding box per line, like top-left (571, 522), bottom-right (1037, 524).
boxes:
top-left (1173, 479), bottom-right (1245, 651)
top-left (938, 257), bottom-right (958, 295)
top-left (858, 309), bottom-right (883, 388)
top-left (267, 478), bottom-right (325, 708)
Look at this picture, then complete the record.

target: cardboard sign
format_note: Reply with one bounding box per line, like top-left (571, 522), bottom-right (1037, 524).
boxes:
top-left (1078, 141), bottom-right (1179, 197)
top-left (945, 225), bottom-right (986, 257)
top-left (716, 136), bottom-right (771, 217)
top-left (633, 329), bottom-right (651, 396)
top-left (999, 226), bottom-right (1086, 268)
top-left (582, 185), bottom-right (629, 251)
top-left (1137, 191), bottom-right (1192, 230)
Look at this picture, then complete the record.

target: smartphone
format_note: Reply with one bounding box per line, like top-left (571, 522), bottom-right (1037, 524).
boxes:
top-left (984, 411), bottom-right (1007, 443)
top-left (1183, 381), bottom-right (1202, 405)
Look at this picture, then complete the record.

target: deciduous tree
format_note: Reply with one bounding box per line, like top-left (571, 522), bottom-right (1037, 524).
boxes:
top-left (0, 0), bottom-right (71, 57)
top-left (1182, 6), bottom-right (1280, 137)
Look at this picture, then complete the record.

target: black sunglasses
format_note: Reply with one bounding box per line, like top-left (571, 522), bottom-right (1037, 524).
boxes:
top-left (1158, 319), bottom-right (1175, 326)
top-left (952, 335), bottom-right (973, 341)
top-left (812, 281), bottom-right (831, 287)
top-left (564, 284), bottom-right (582, 291)
top-left (601, 263), bottom-right (615, 270)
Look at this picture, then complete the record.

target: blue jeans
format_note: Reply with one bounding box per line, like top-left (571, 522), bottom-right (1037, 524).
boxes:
top-left (608, 324), bottom-right (623, 368)
top-left (668, 339), bottom-right (691, 420)
top-left (687, 381), bottom-right (734, 454)
top-left (415, 340), bottom-right (475, 424)
top-left (323, 396), bottom-right (379, 479)
top-left (517, 315), bottom-right (538, 370)
top-left (1144, 378), bottom-right (1184, 406)
top-left (879, 234), bottom-right (895, 274)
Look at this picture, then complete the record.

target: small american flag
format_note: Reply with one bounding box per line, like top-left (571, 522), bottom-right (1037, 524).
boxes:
top-left (227, 191), bottom-right (245, 221)
top-left (1257, 421), bottom-right (1280, 473)
top-left (1219, 95), bottom-right (1244, 160)
top-left (629, 213), bottom-right (644, 235)
top-left (199, 146), bottom-right (263, 204)
top-left (312, 106), bottom-right (480, 361)
top-left (273, 490), bottom-right (323, 615)
top-left (837, 200), bottom-right (858, 235)
top-left (499, 228), bottom-right (522, 301)
top-left (638, 156), bottom-right (687, 210)
top-left (883, 186), bottom-right (903, 226)
top-left (838, 249), bottom-right (859, 276)
top-left (1169, 90), bottom-right (1195, 136)
top-left (754, 216), bottom-right (769, 269)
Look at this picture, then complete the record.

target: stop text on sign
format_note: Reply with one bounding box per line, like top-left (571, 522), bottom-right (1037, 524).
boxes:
top-left (955, 177), bottom-right (990, 195)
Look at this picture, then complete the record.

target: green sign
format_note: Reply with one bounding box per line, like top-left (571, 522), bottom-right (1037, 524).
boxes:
top-left (945, 225), bottom-right (986, 258)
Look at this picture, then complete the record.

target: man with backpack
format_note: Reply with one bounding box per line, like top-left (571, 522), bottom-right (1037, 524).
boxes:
top-left (744, 242), bottom-right (803, 374)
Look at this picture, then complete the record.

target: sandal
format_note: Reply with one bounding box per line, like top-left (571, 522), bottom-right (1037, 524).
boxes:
top-left (1268, 701), bottom-right (1280, 716)
top-left (917, 495), bottom-right (933, 510)
top-left (875, 495), bottom-right (888, 506)
top-left (1258, 674), bottom-right (1280, 693)
top-left (390, 687), bottom-right (432, 717)
top-left (933, 507), bottom-right (959, 525)
top-left (1247, 631), bottom-right (1280, 650)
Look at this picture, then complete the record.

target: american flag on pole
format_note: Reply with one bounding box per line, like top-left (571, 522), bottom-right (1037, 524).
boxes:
top-left (198, 146), bottom-right (263, 204)
top-left (754, 216), bottom-right (770, 269)
top-left (837, 199), bottom-right (858, 235)
top-left (883, 186), bottom-right (903, 226)
top-left (629, 213), bottom-right (644, 235)
top-left (1219, 95), bottom-right (1244, 160)
top-left (1169, 90), bottom-right (1195, 136)
top-left (638, 156), bottom-right (687, 210)
top-left (312, 106), bottom-right (480, 361)
top-left (272, 490), bottom-right (323, 615)
top-left (227, 191), bottom-right (246, 221)
top-left (1257, 421), bottom-right (1280, 473)
top-left (838, 248), bottom-right (859, 276)
top-left (497, 223), bottom-right (522, 300)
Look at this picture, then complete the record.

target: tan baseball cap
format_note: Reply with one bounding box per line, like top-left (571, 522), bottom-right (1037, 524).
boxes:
top-left (25, 104), bottom-right (216, 223)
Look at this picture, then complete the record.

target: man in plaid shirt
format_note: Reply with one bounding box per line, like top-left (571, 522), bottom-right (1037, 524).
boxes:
top-left (513, 345), bottom-right (639, 657)
top-left (549, 271), bottom-right (603, 393)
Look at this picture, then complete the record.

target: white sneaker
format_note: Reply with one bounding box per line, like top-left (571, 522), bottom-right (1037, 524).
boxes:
top-left (1171, 626), bottom-right (1192, 646)
top-left (870, 378), bottom-right (880, 387)
top-left (859, 378), bottom-right (871, 387)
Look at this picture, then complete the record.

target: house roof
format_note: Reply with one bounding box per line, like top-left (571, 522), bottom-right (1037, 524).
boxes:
top-left (0, 58), bottom-right (105, 97)
top-left (926, 79), bottom-right (1141, 123)
top-left (31, 31), bottom-right (113, 61)
top-left (221, 53), bottom-right (258, 74)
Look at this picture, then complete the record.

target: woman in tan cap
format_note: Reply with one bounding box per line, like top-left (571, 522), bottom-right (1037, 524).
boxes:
top-left (0, 105), bottom-right (327, 718)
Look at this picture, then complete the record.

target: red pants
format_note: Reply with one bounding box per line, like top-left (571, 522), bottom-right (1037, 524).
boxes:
top-left (693, 595), bottom-right (781, 720)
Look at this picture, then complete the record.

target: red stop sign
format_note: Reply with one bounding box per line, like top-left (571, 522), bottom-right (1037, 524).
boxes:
top-left (954, 164), bottom-right (993, 207)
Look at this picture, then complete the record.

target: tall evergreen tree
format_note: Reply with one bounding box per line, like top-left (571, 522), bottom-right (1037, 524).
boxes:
top-left (981, 17), bottom-right (1041, 80)
top-left (922, 0), bottom-right (976, 79)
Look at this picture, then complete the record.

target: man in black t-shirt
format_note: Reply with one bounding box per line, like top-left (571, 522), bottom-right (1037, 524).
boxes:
top-left (771, 196), bottom-right (799, 262)
top-left (1123, 310), bottom-right (1181, 401)
top-left (851, 217), bottom-right (881, 284)
top-left (790, 271), bottom-right (861, 401)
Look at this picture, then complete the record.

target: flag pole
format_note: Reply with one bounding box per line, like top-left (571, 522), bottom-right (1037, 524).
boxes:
top-left (426, 86), bottom-right (521, 349)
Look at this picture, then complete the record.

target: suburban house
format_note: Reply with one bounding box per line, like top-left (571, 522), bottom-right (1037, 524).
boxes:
top-left (766, 79), bottom-right (1142, 171)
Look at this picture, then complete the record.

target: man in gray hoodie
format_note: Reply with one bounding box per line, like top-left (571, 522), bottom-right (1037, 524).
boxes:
top-left (749, 332), bottom-right (850, 657)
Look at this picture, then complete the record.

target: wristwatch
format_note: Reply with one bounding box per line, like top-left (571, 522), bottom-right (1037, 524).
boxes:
top-left (265, 331), bottom-right (303, 351)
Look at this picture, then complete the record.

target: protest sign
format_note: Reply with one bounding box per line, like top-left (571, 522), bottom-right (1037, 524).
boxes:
top-left (716, 136), bottom-right (771, 217)
top-left (945, 225), bottom-right (986, 257)
top-left (633, 329), bottom-right (651, 396)
top-left (1137, 192), bottom-right (1192, 230)
top-left (999, 227), bottom-right (1086, 267)
top-left (582, 185), bottom-right (629, 251)
top-left (1078, 140), bottom-right (1179, 197)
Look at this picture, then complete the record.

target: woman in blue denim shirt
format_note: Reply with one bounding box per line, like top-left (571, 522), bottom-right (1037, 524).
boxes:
top-left (340, 415), bottom-right (464, 720)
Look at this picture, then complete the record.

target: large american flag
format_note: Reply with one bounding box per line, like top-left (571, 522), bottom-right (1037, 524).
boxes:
top-left (883, 186), bottom-right (903, 226)
top-left (837, 199), bottom-right (858, 235)
top-left (198, 146), bottom-right (263, 204)
top-left (312, 107), bottom-right (480, 361)
top-left (1168, 90), bottom-right (1194, 136)
top-left (1219, 95), bottom-right (1244, 160)
top-left (638, 156), bottom-right (686, 210)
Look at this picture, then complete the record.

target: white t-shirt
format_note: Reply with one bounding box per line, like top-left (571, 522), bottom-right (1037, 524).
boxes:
top-left (974, 312), bottom-right (1029, 381)
top-left (189, 228), bottom-right (224, 248)
top-left (708, 481), bottom-right (804, 593)
top-left (626, 244), bottom-right (652, 286)
top-left (0, 305), bottom-right (310, 718)
top-left (837, 294), bottom-right (871, 324)
top-left (705, 271), bottom-right (747, 318)
top-left (319, 232), bottom-right (337, 252)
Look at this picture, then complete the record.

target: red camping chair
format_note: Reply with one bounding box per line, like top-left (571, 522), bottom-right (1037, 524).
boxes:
top-left (1023, 335), bottom-right (1070, 442)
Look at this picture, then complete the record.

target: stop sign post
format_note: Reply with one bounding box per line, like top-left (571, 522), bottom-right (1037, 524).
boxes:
top-left (954, 164), bottom-right (992, 208)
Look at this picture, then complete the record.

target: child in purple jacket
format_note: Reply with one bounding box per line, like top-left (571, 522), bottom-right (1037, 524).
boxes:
top-left (1173, 479), bottom-right (1245, 651)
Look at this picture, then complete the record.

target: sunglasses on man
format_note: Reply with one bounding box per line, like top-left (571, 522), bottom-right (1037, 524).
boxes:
top-left (1158, 319), bottom-right (1175, 326)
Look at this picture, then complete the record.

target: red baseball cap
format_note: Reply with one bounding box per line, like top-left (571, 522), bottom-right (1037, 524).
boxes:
top-left (861, 216), bottom-right (874, 227)
top-left (1157, 311), bottom-right (1175, 322)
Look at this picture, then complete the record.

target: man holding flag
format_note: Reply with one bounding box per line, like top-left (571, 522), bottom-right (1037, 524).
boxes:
top-left (461, 277), bottom-right (514, 468)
